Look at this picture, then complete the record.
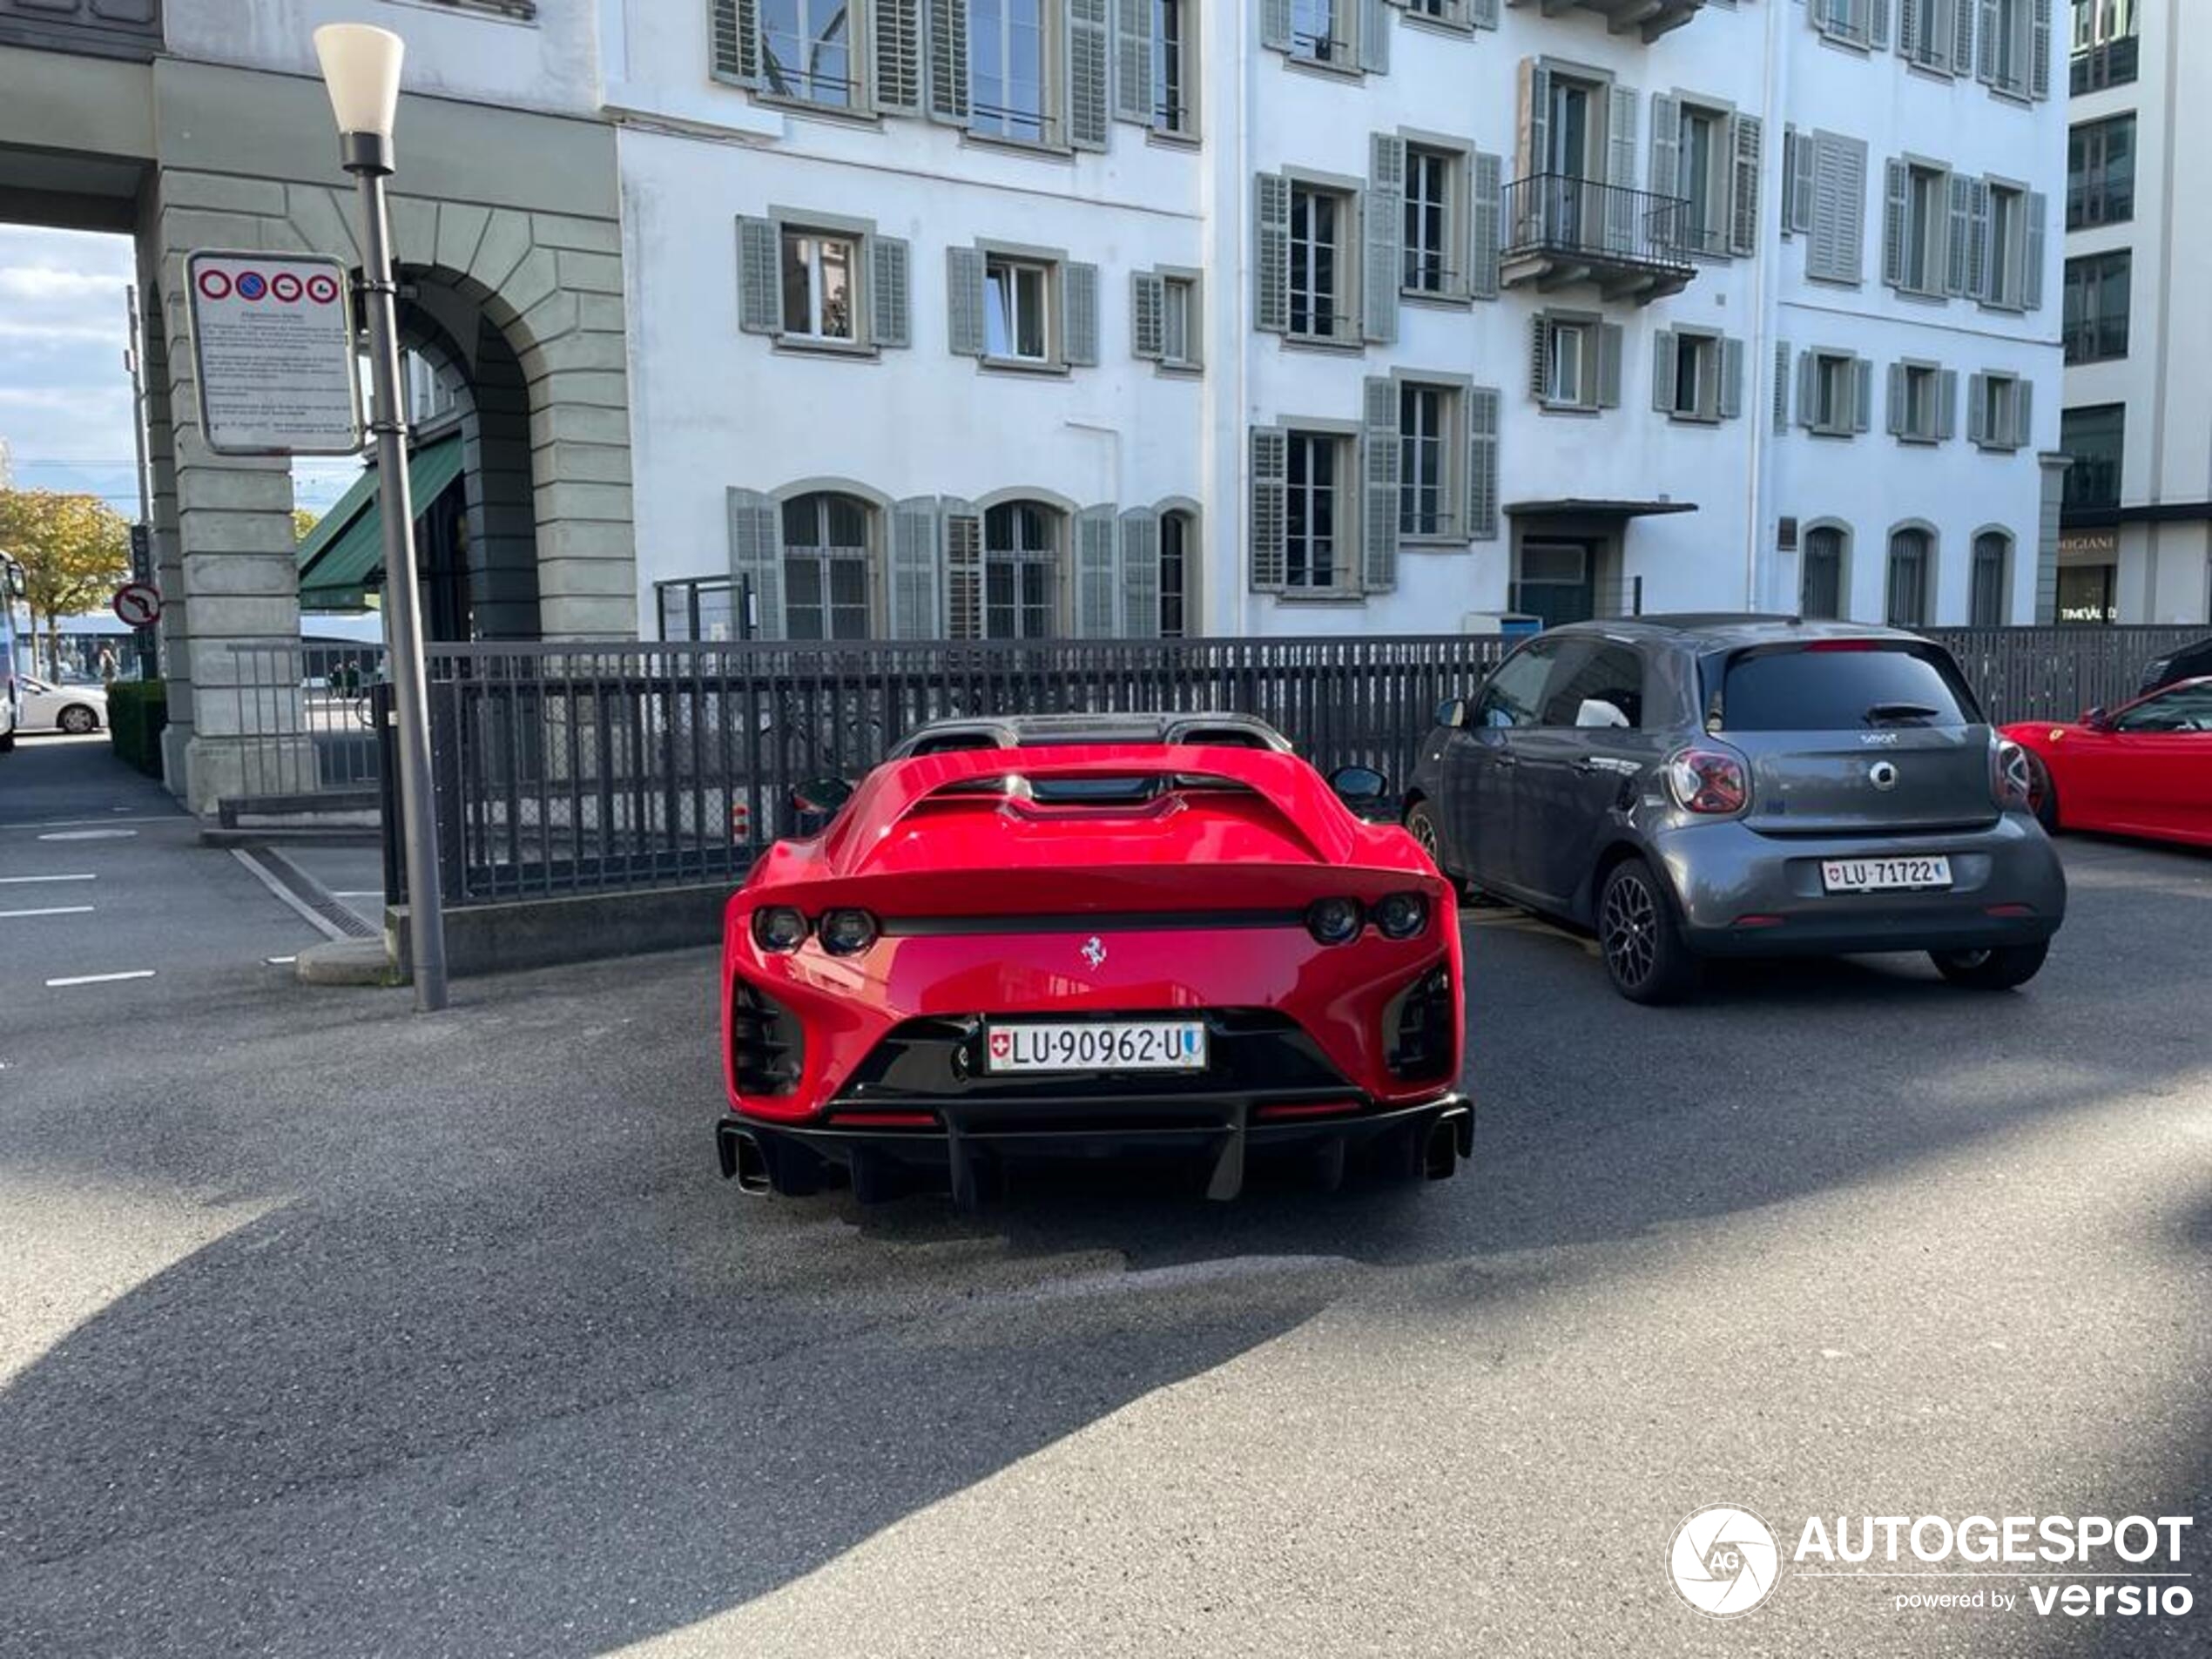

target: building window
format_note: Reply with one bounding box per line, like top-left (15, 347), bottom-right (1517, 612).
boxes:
top-left (1534, 315), bottom-right (1620, 413)
top-left (985, 255), bottom-right (1050, 361)
top-left (1155, 0), bottom-right (1193, 133)
top-left (1159, 509), bottom-right (1192, 636)
top-left (1811, 0), bottom-right (1880, 47)
top-left (1890, 361), bottom-right (1947, 443)
top-left (1984, 182), bottom-right (2026, 309)
top-left (1290, 182), bottom-right (1352, 341)
top-left (2062, 251), bottom-right (2129, 365)
top-left (1802, 348), bottom-right (1866, 437)
top-left (1163, 275), bottom-right (1197, 366)
top-left (971, 0), bottom-right (1054, 143)
top-left (1885, 528), bottom-right (1932, 628)
top-left (1801, 525), bottom-right (1846, 619)
top-left (2061, 404), bottom-right (2124, 514)
top-left (1285, 430), bottom-right (1346, 591)
top-left (1290, 0), bottom-right (1351, 67)
top-left (1901, 0), bottom-right (1966, 72)
top-left (1898, 160), bottom-right (1947, 295)
top-left (760, 0), bottom-right (859, 108)
top-left (982, 500), bottom-right (1059, 637)
top-left (1986, 0), bottom-right (2033, 94)
top-left (1677, 103), bottom-right (1727, 257)
top-left (780, 229), bottom-right (856, 341)
top-left (2067, 115), bottom-right (2134, 230)
top-left (1969, 531), bottom-right (2012, 626)
top-left (1970, 370), bottom-right (2029, 451)
top-left (1399, 381), bottom-right (1461, 538)
top-left (1547, 321), bottom-right (1586, 405)
top-left (1655, 329), bottom-right (1739, 423)
top-left (1403, 145), bottom-right (1460, 296)
top-left (658, 577), bottom-right (739, 642)
top-left (2069, 0), bottom-right (2137, 91)
top-left (782, 492), bottom-right (873, 640)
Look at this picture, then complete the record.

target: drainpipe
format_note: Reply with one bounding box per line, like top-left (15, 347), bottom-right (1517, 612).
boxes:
top-left (1743, 0), bottom-right (1784, 610)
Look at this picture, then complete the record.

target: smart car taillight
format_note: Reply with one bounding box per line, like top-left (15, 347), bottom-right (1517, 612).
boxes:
top-left (1991, 736), bottom-right (2034, 811)
top-left (1666, 745), bottom-right (1750, 815)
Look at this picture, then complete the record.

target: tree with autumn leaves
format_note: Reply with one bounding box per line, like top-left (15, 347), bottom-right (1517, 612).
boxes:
top-left (0, 489), bottom-right (132, 673)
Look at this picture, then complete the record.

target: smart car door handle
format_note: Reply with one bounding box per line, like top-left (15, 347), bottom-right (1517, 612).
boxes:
top-left (1572, 757), bottom-right (1604, 773)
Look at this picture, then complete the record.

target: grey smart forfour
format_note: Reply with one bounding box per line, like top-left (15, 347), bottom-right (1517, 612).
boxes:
top-left (1404, 616), bottom-right (2067, 1003)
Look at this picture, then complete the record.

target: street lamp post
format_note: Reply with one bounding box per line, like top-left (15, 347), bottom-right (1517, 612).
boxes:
top-left (314, 23), bottom-right (448, 1012)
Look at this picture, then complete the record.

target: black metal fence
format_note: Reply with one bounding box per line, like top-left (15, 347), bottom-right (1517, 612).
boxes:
top-left (390, 626), bottom-right (2205, 911)
top-left (225, 642), bottom-right (390, 799)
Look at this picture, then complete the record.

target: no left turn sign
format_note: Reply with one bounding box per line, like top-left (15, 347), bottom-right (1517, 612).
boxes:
top-left (111, 582), bottom-right (161, 628)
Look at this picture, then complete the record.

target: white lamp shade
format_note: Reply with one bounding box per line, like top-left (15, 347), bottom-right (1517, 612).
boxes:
top-left (313, 24), bottom-right (406, 140)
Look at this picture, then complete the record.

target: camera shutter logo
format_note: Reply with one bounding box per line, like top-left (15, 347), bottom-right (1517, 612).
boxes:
top-left (1669, 1505), bottom-right (1780, 1617)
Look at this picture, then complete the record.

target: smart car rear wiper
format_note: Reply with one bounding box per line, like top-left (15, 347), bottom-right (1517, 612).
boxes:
top-left (1863, 702), bottom-right (1943, 726)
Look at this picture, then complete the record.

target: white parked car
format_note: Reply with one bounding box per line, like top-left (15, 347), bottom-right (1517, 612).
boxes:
top-left (18, 675), bottom-right (107, 735)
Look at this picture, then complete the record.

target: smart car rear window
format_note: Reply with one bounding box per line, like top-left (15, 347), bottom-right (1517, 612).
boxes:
top-left (1716, 645), bottom-right (1977, 732)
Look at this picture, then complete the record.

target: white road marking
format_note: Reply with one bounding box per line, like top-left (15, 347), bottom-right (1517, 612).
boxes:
top-left (45, 970), bottom-right (156, 988)
top-left (0, 906), bottom-right (96, 920)
top-left (0, 873), bottom-right (96, 885)
top-left (331, 891), bottom-right (382, 899)
top-left (2, 814), bottom-right (172, 831)
top-left (266, 955), bottom-right (298, 966)
top-left (229, 848), bottom-right (350, 942)
top-left (36, 829), bottom-right (138, 842)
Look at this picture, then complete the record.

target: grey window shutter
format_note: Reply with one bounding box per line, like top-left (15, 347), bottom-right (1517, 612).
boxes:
top-left (711, 0), bottom-right (761, 84)
top-left (1975, 0), bottom-right (1999, 81)
top-left (1936, 368), bottom-right (1958, 441)
top-left (1797, 349), bottom-right (1817, 430)
top-left (928, 0), bottom-right (970, 123)
top-left (1898, 0), bottom-right (1920, 57)
top-left (1362, 376), bottom-right (1400, 592)
top-left (1966, 371), bottom-right (1989, 445)
top-left (1870, 0), bottom-right (1892, 50)
top-left (1075, 504), bottom-right (1117, 636)
top-left (1775, 341), bottom-right (1792, 433)
top-left (1604, 86), bottom-right (1639, 252)
top-left (1810, 133), bottom-right (1868, 283)
top-left (1472, 0), bottom-right (1500, 24)
top-left (941, 499), bottom-right (982, 637)
top-left (1470, 152), bottom-right (1502, 300)
top-left (1069, 0), bottom-right (1111, 151)
top-left (1064, 261), bottom-right (1101, 365)
top-left (2023, 190), bottom-right (2047, 308)
top-left (1360, 0), bottom-right (1392, 73)
top-left (1516, 58), bottom-right (1550, 189)
top-left (1851, 358), bottom-right (1873, 434)
top-left (1967, 178), bottom-right (1992, 300)
top-left (1885, 361), bottom-right (1907, 436)
top-left (1649, 94), bottom-right (1682, 209)
top-left (1119, 507), bottom-right (1161, 636)
top-left (737, 215), bottom-right (779, 334)
top-left (727, 487), bottom-right (784, 640)
top-left (1720, 336), bottom-right (1744, 421)
top-left (1881, 158), bottom-right (1908, 288)
top-left (872, 235), bottom-right (912, 347)
top-left (890, 496), bottom-right (942, 637)
top-left (1468, 388), bottom-right (1501, 541)
top-left (1255, 173), bottom-right (1291, 334)
top-left (1952, 0), bottom-right (1976, 73)
top-left (1251, 428), bottom-right (1288, 590)
top-left (1651, 329), bottom-right (1678, 414)
top-left (2030, 0), bottom-right (2052, 97)
top-left (1597, 323), bottom-right (1624, 408)
top-left (1946, 173), bottom-right (1972, 295)
top-left (1728, 114), bottom-right (1764, 258)
top-left (2013, 377), bottom-right (2033, 448)
top-left (1365, 135), bottom-right (1406, 343)
top-left (1131, 270), bottom-right (1166, 360)
top-left (946, 246), bottom-right (986, 357)
top-left (1528, 314), bottom-right (1551, 401)
top-left (875, 0), bottom-right (924, 113)
top-left (1792, 128), bottom-right (1819, 237)
top-left (1113, 0), bottom-right (1154, 124)
top-left (1262, 0), bottom-right (1293, 52)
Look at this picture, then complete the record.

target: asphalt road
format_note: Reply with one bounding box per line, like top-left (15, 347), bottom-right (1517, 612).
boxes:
top-left (0, 740), bottom-right (2207, 1657)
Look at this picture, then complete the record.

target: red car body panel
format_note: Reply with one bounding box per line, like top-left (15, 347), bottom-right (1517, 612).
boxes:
top-left (718, 745), bottom-right (1465, 1164)
top-left (2004, 677), bottom-right (2212, 849)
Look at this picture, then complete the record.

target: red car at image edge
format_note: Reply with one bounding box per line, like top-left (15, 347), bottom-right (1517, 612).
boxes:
top-left (717, 723), bottom-right (1472, 1208)
top-left (2004, 676), bottom-right (2212, 849)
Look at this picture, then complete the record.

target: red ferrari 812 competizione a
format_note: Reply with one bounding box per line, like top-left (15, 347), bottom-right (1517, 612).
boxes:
top-left (717, 713), bottom-right (1472, 1208)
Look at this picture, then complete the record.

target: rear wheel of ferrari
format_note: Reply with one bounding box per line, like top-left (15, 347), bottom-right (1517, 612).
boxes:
top-left (2026, 752), bottom-right (2060, 832)
top-left (1598, 858), bottom-right (1699, 1005)
top-left (1930, 941), bottom-right (2049, 990)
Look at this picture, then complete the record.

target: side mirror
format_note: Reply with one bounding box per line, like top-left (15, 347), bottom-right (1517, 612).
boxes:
top-left (791, 776), bottom-right (855, 816)
top-left (1434, 697), bottom-right (1467, 730)
top-left (2080, 706), bottom-right (2110, 732)
top-left (1328, 765), bottom-right (1389, 809)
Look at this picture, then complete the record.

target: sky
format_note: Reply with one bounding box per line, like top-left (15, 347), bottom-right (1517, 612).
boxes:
top-left (0, 223), bottom-right (363, 520)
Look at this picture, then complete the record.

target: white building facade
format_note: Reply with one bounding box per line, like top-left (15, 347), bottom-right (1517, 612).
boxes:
top-left (610, 0), bottom-right (2067, 644)
top-left (2058, 0), bottom-right (2209, 625)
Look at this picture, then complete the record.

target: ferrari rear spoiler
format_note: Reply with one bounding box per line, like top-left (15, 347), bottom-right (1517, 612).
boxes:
top-left (819, 744), bottom-right (1366, 877)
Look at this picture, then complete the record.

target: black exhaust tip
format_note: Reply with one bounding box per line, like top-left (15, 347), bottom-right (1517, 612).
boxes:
top-left (721, 1126), bottom-right (772, 1195)
top-left (1423, 1108), bottom-right (1470, 1181)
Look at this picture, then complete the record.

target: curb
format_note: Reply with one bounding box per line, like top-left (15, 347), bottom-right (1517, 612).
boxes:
top-left (296, 938), bottom-right (400, 986)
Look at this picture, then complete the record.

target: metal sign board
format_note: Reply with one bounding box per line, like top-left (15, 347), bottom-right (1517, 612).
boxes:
top-left (185, 250), bottom-right (363, 457)
top-left (111, 582), bottom-right (161, 628)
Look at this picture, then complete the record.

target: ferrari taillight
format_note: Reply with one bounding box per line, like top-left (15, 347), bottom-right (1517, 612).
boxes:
top-left (1305, 897), bottom-right (1364, 946)
top-left (752, 907), bottom-right (807, 952)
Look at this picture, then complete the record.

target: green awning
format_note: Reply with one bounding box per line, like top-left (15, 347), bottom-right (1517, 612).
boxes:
top-left (296, 434), bottom-right (465, 610)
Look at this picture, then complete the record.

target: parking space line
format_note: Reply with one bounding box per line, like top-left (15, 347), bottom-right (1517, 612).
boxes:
top-left (45, 970), bottom-right (156, 988)
top-left (0, 906), bottom-right (96, 920)
top-left (0, 873), bottom-right (97, 884)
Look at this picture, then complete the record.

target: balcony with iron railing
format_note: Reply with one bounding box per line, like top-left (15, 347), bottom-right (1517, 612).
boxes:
top-left (1507, 0), bottom-right (1706, 44)
top-left (1500, 173), bottom-right (1696, 305)
top-left (0, 0), bottom-right (161, 60)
